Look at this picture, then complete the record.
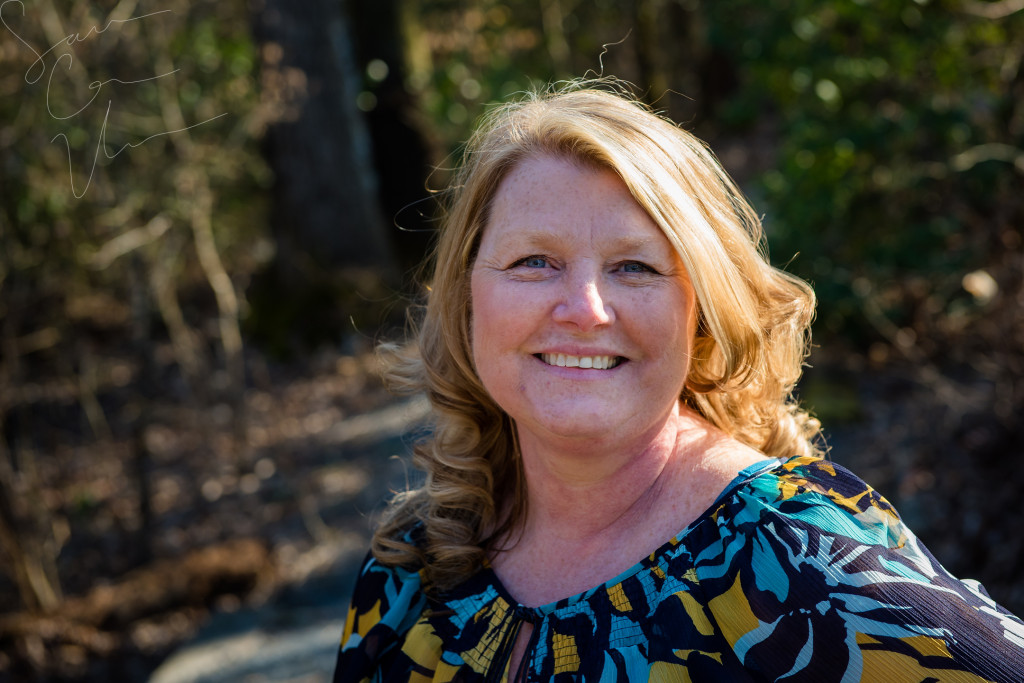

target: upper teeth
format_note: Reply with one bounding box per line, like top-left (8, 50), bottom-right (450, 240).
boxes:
top-left (540, 353), bottom-right (620, 369)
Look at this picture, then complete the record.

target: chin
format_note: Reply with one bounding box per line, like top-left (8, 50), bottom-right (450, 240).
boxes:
top-left (528, 408), bottom-right (633, 441)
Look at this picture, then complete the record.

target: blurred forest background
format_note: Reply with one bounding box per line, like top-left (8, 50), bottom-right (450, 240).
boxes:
top-left (1, 0), bottom-right (1022, 680)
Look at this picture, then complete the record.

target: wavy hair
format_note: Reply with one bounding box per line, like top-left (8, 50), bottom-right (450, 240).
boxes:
top-left (372, 80), bottom-right (821, 591)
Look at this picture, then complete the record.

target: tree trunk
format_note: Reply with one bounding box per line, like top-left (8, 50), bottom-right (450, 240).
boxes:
top-left (348, 0), bottom-right (441, 273)
top-left (251, 0), bottom-right (396, 274)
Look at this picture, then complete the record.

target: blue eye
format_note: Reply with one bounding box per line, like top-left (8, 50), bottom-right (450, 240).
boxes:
top-left (516, 256), bottom-right (549, 269)
top-left (621, 261), bottom-right (655, 273)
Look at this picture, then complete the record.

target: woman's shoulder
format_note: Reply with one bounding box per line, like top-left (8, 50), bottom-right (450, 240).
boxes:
top-left (724, 453), bottom-right (901, 529)
top-left (334, 550), bottom-right (433, 681)
top-left (675, 454), bottom-right (910, 569)
top-left (738, 452), bottom-right (881, 491)
top-left (651, 454), bottom-right (905, 590)
top-left (335, 550), bottom-right (430, 681)
top-left (342, 552), bottom-right (427, 639)
top-left (688, 455), bottom-right (1024, 681)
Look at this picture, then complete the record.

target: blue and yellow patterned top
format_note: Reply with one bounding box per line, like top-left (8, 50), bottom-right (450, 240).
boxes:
top-left (334, 455), bottom-right (1024, 681)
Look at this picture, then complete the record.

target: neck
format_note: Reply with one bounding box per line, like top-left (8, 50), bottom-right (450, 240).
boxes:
top-left (510, 402), bottom-right (708, 545)
top-left (489, 403), bottom-right (765, 607)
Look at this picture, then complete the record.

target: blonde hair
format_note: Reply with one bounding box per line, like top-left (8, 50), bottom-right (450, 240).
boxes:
top-left (373, 80), bottom-right (820, 590)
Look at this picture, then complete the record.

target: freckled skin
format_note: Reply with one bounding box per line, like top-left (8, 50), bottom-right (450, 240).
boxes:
top-left (470, 154), bottom-right (698, 454)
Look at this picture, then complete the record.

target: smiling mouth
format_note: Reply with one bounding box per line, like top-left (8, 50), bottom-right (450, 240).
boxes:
top-left (536, 353), bottom-right (625, 370)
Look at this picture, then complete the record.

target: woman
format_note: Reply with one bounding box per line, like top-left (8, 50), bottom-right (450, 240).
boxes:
top-left (334, 82), bottom-right (1024, 682)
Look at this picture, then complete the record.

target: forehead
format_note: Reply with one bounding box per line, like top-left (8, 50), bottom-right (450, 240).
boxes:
top-left (482, 154), bottom-right (674, 253)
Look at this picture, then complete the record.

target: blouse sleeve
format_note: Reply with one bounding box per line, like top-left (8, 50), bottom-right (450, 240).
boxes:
top-left (701, 456), bottom-right (1024, 683)
top-left (333, 552), bottom-right (428, 683)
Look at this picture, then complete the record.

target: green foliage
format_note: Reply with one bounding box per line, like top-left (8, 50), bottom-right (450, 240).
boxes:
top-left (401, 0), bottom-right (648, 158)
top-left (705, 0), bottom-right (1023, 340)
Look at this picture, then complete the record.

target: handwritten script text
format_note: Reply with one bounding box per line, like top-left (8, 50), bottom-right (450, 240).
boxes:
top-left (1, 1), bottom-right (226, 197)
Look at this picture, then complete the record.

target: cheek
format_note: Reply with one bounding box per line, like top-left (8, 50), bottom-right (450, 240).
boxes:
top-left (469, 276), bottom-right (506, 371)
top-left (470, 277), bottom-right (536, 400)
top-left (471, 274), bottom-right (527, 335)
top-left (644, 290), bottom-right (697, 382)
top-left (468, 280), bottom-right (483, 369)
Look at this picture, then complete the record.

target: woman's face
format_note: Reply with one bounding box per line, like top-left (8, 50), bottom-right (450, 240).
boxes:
top-left (470, 154), bottom-right (697, 447)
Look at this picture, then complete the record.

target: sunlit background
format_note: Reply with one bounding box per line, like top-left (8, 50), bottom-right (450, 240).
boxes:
top-left (1, 0), bottom-right (1021, 680)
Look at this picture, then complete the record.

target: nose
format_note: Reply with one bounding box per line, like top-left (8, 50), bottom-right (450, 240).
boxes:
top-left (552, 270), bottom-right (614, 330)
